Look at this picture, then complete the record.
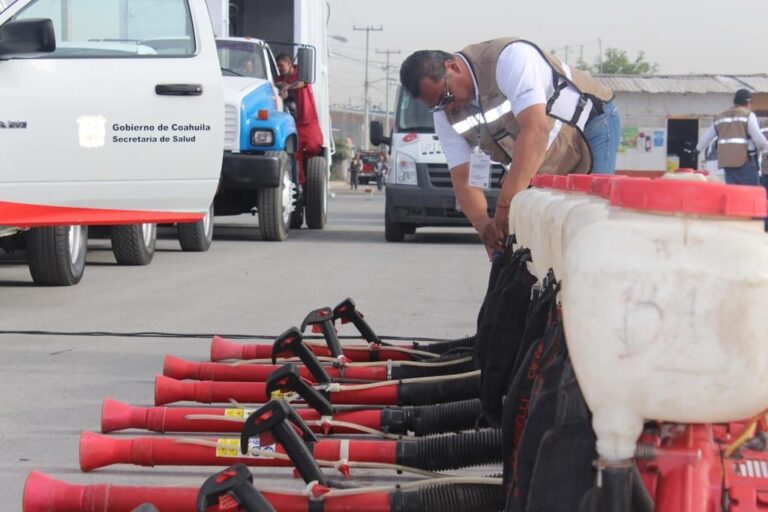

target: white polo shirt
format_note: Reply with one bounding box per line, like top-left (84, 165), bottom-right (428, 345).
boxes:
top-left (434, 42), bottom-right (556, 169)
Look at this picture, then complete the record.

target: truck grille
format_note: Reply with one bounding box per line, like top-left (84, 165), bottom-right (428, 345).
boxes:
top-left (224, 104), bottom-right (239, 151)
top-left (426, 164), bottom-right (504, 189)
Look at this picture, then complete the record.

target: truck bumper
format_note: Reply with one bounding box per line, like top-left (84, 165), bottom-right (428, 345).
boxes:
top-left (220, 152), bottom-right (281, 189)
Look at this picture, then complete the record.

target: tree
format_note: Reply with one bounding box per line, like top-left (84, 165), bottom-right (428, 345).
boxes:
top-left (595, 48), bottom-right (658, 75)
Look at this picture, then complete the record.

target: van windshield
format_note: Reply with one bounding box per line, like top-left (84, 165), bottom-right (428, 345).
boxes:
top-left (395, 88), bottom-right (435, 133)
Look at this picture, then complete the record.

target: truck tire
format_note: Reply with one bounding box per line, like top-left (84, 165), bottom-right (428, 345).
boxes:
top-left (384, 211), bottom-right (406, 242)
top-left (258, 151), bottom-right (293, 241)
top-left (177, 203), bottom-right (214, 252)
top-left (305, 156), bottom-right (327, 229)
top-left (25, 225), bottom-right (88, 286)
top-left (110, 223), bottom-right (156, 265)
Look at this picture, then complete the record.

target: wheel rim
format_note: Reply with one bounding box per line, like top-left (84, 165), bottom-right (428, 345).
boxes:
top-left (67, 225), bottom-right (86, 266)
top-left (141, 223), bottom-right (156, 249)
top-left (281, 172), bottom-right (295, 226)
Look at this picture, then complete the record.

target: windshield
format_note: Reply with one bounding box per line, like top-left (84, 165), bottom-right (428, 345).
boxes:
top-left (216, 40), bottom-right (268, 79)
top-left (9, 0), bottom-right (195, 57)
top-left (395, 87), bottom-right (435, 133)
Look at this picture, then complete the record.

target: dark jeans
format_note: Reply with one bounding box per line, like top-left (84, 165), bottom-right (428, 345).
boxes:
top-left (350, 172), bottom-right (358, 190)
top-left (723, 158), bottom-right (759, 185)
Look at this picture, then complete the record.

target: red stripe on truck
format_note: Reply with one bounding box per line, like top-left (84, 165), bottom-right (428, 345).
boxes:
top-left (0, 201), bottom-right (204, 227)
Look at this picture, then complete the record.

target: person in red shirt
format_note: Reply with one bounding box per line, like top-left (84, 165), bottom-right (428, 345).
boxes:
top-left (275, 53), bottom-right (323, 185)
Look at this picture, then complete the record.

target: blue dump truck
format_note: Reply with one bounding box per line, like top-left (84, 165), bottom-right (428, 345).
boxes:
top-left (207, 0), bottom-right (332, 242)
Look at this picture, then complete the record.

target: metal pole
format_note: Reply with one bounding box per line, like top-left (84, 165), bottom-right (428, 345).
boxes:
top-left (376, 49), bottom-right (401, 136)
top-left (598, 38), bottom-right (603, 73)
top-left (353, 25), bottom-right (383, 150)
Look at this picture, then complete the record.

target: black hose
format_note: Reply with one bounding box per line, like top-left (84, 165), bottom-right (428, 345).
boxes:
top-left (414, 335), bottom-right (476, 355)
top-left (380, 399), bottom-right (482, 436)
top-left (391, 483), bottom-right (504, 512)
top-left (391, 353), bottom-right (475, 380)
top-left (397, 374), bottom-right (480, 406)
top-left (396, 429), bottom-right (502, 471)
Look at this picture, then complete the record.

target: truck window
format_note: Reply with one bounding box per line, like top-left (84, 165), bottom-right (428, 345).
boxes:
top-left (215, 40), bottom-right (268, 79)
top-left (9, 0), bottom-right (195, 57)
top-left (396, 89), bottom-right (435, 133)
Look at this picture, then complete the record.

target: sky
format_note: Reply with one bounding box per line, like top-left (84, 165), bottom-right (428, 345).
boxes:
top-left (325, 0), bottom-right (767, 110)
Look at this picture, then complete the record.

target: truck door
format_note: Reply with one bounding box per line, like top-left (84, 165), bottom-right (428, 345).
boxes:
top-left (0, 0), bottom-right (223, 227)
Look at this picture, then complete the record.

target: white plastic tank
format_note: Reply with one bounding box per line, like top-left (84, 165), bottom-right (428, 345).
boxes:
top-left (513, 174), bottom-right (553, 251)
top-left (527, 175), bottom-right (565, 281)
top-left (541, 175), bottom-right (591, 282)
top-left (561, 179), bottom-right (768, 461)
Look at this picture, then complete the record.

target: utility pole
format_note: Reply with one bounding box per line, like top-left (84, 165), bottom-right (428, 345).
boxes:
top-left (376, 48), bottom-right (401, 136)
top-left (353, 25), bottom-right (383, 150)
top-left (598, 38), bottom-right (603, 73)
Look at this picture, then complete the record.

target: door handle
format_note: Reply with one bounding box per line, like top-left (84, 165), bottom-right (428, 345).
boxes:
top-left (155, 84), bottom-right (203, 96)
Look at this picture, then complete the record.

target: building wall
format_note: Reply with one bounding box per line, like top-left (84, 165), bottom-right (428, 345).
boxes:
top-left (611, 92), bottom-right (733, 171)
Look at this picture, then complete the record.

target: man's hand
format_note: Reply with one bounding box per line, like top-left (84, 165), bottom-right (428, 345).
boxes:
top-left (493, 205), bottom-right (510, 238)
top-left (479, 216), bottom-right (505, 257)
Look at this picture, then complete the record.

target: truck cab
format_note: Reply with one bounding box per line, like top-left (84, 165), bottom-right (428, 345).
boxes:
top-left (0, 0), bottom-right (223, 284)
top-left (371, 87), bottom-right (502, 242)
top-left (206, 0), bottom-right (332, 241)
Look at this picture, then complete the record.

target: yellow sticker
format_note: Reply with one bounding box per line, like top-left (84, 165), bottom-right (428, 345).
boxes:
top-left (215, 438), bottom-right (241, 458)
top-left (224, 408), bottom-right (245, 418)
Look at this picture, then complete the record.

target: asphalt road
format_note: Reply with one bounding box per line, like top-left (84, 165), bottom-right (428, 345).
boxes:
top-left (0, 184), bottom-right (494, 509)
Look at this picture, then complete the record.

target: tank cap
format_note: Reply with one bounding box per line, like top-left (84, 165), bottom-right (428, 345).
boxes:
top-left (567, 174), bottom-right (593, 193)
top-left (551, 175), bottom-right (568, 190)
top-left (588, 175), bottom-right (624, 198)
top-left (534, 174), bottom-right (556, 189)
top-left (610, 179), bottom-right (767, 218)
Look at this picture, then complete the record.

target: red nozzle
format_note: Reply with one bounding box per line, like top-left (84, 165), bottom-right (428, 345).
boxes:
top-left (23, 471), bottom-right (200, 512)
top-left (23, 471), bottom-right (86, 512)
top-left (101, 397), bottom-right (147, 433)
top-left (155, 374), bottom-right (194, 406)
top-left (211, 335), bottom-right (271, 361)
top-left (163, 354), bottom-right (198, 380)
top-left (79, 431), bottom-right (132, 472)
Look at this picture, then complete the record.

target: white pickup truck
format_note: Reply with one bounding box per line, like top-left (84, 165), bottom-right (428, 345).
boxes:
top-left (0, 0), bottom-right (223, 285)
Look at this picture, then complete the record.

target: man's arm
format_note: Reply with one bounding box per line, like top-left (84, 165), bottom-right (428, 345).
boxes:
top-left (748, 113), bottom-right (768, 152)
top-left (450, 163), bottom-right (504, 254)
top-left (696, 124), bottom-right (717, 153)
top-left (493, 103), bottom-right (549, 235)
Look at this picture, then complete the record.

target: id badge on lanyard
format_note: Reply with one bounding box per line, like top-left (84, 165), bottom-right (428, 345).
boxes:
top-left (468, 146), bottom-right (491, 190)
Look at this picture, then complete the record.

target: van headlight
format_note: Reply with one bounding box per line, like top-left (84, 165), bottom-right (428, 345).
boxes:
top-left (392, 152), bottom-right (418, 185)
top-left (250, 129), bottom-right (274, 146)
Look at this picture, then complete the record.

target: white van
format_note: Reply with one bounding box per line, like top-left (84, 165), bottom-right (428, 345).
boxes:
top-left (0, 0), bottom-right (223, 284)
top-left (370, 87), bottom-right (502, 241)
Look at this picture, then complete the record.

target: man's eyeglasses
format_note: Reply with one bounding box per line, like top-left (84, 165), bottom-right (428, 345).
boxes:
top-left (428, 75), bottom-right (455, 113)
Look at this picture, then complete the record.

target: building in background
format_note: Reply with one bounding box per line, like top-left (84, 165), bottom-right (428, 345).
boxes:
top-left (330, 104), bottom-right (390, 150)
top-left (596, 74), bottom-right (768, 172)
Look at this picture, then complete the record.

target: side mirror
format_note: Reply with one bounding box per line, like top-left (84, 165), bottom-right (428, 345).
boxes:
top-left (0, 18), bottom-right (56, 58)
top-left (370, 120), bottom-right (391, 147)
top-left (296, 46), bottom-right (315, 84)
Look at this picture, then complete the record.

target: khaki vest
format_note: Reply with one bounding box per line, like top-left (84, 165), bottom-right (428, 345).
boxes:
top-left (446, 38), bottom-right (614, 175)
top-left (715, 106), bottom-right (751, 168)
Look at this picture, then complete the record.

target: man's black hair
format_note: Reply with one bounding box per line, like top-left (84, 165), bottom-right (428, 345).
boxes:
top-left (275, 53), bottom-right (293, 64)
top-left (399, 50), bottom-right (454, 98)
top-left (734, 88), bottom-right (752, 106)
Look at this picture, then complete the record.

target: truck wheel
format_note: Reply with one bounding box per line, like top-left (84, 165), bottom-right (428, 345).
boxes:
top-left (384, 211), bottom-right (405, 242)
top-left (110, 223), bottom-right (157, 265)
top-left (258, 151), bottom-right (293, 241)
top-left (25, 225), bottom-right (88, 286)
top-left (305, 156), bottom-right (327, 229)
top-left (177, 203), bottom-right (214, 252)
